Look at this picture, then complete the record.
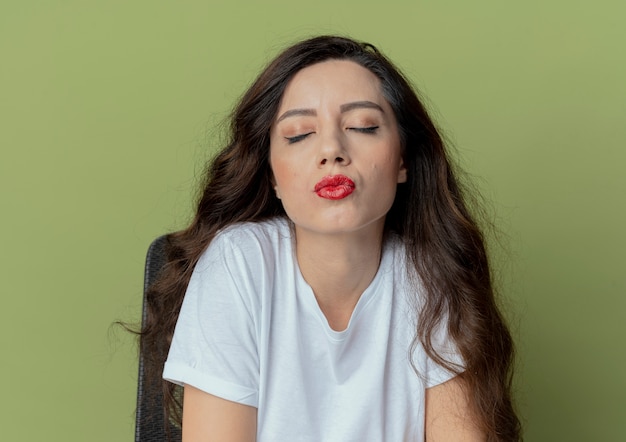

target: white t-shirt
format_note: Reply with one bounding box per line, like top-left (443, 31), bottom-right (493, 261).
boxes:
top-left (163, 217), bottom-right (461, 441)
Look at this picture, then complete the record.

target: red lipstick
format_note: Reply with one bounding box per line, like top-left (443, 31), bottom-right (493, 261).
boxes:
top-left (314, 175), bottom-right (355, 200)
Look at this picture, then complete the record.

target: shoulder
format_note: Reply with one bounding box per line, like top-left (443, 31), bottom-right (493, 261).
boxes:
top-left (187, 218), bottom-right (292, 313)
top-left (216, 217), bottom-right (292, 249)
top-left (196, 217), bottom-right (293, 274)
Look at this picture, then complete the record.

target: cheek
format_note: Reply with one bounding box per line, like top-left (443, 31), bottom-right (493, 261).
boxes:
top-left (271, 158), bottom-right (288, 183)
top-left (270, 157), bottom-right (302, 193)
top-left (365, 160), bottom-right (404, 205)
top-left (269, 151), bottom-right (286, 181)
top-left (368, 155), bottom-right (401, 181)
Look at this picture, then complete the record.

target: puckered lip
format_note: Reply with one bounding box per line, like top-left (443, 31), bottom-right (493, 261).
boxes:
top-left (313, 174), bottom-right (356, 200)
top-left (314, 174), bottom-right (356, 192)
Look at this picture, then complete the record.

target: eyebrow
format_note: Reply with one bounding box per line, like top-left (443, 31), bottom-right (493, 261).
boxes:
top-left (340, 100), bottom-right (384, 114)
top-left (275, 100), bottom-right (385, 124)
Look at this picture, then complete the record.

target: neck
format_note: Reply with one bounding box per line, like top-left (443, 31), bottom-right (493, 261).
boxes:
top-left (294, 224), bottom-right (385, 331)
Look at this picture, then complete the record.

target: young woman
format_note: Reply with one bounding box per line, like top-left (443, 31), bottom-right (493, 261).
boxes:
top-left (141, 35), bottom-right (521, 441)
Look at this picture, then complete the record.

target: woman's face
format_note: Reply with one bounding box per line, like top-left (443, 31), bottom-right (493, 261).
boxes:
top-left (269, 60), bottom-right (406, 239)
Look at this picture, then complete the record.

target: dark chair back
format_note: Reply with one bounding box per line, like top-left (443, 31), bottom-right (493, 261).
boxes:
top-left (135, 235), bottom-right (182, 442)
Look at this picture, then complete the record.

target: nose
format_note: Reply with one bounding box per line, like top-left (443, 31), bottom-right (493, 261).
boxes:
top-left (317, 130), bottom-right (350, 167)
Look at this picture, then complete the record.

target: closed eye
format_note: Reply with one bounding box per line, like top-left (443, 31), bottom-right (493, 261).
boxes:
top-left (348, 126), bottom-right (379, 134)
top-left (285, 132), bottom-right (314, 144)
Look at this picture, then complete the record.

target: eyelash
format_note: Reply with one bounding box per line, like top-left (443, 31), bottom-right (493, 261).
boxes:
top-left (285, 132), bottom-right (314, 144)
top-left (284, 126), bottom-right (379, 144)
top-left (349, 126), bottom-right (379, 134)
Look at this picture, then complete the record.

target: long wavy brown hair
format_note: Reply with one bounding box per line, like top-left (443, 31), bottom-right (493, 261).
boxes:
top-left (138, 35), bottom-right (521, 441)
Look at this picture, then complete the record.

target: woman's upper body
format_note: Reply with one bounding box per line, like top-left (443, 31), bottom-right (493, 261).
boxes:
top-left (164, 218), bottom-right (471, 441)
top-left (142, 35), bottom-right (520, 441)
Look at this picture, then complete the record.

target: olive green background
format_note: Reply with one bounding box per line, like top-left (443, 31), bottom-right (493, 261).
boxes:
top-left (1, 1), bottom-right (624, 440)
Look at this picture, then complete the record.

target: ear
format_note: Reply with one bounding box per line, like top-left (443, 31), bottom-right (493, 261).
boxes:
top-left (274, 185), bottom-right (282, 199)
top-left (397, 160), bottom-right (407, 184)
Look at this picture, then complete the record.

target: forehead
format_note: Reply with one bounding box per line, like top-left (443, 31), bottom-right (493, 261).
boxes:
top-left (278, 60), bottom-right (385, 110)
